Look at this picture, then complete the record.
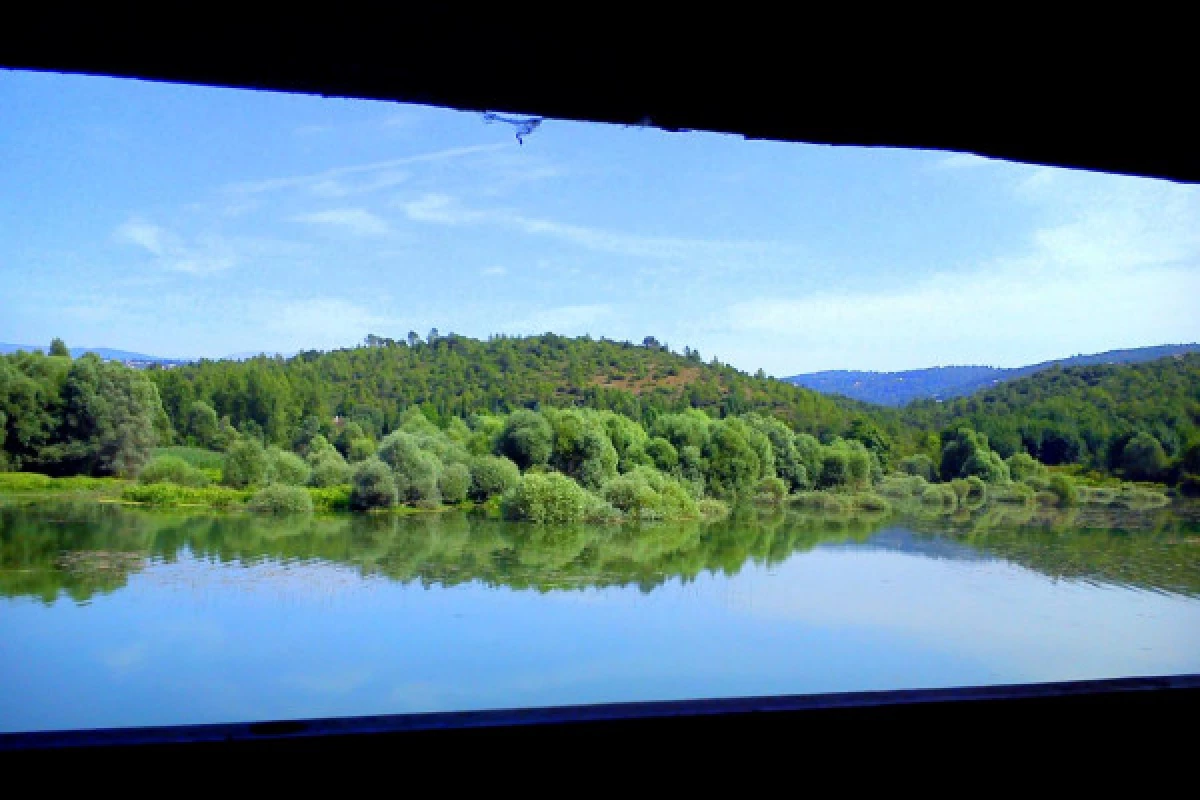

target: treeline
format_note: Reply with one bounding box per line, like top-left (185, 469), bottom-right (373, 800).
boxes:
top-left (3, 337), bottom-right (1198, 504)
top-left (903, 354), bottom-right (1200, 490)
top-left (145, 332), bottom-right (906, 451)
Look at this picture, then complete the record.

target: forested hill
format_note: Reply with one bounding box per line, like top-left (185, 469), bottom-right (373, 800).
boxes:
top-left (909, 352), bottom-right (1200, 476)
top-left (786, 343), bottom-right (1200, 406)
top-left (146, 333), bottom-right (906, 446)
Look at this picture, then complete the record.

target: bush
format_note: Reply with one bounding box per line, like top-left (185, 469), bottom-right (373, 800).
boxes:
top-left (348, 438), bottom-right (376, 463)
top-left (266, 447), bottom-right (311, 486)
top-left (897, 454), bottom-right (936, 482)
top-left (921, 484), bottom-right (958, 510)
top-left (222, 440), bottom-right (269, 488)
top-left (138, 455), bottom-right (211, 487)
top-left (1006, 452), bottom-right (1045, 482)
top-left (1045, 473), bottom-right (1078, 507)
top-left (994, 482), bottom-right (1035, 505)
top-left (468, 455), bottom-right (521, 502)
top-left (755, 476), bottom-right (788, 505)
top-left (697, 497), bottom-right (730, 518)
top-left (852, 492), bottom-right (891, 512)
top-left (790, 491), bottom-right (850, 513)
top-left (152, 446), bottom-right (225, 471)
top-left (122, 483), bottom-right (250, 508)
top-left (601, 468), bottom-right (699, 520)
top-left (307, 485), bottom-right (352, 512)
top-left (879, 473), bottom-right (927, 498)
top-left (309, 453), bottom-right (350, 491)
top-left (247, 484), bottom-right (314, 514)
top-left (502, 472), bottom-right (596, 523)
top-left (350, 458), bottom-right (397, 510)
top-left (1114, 486), bottom-right (1170, 509)
top-left (438, 462), bottom-right (471, 505)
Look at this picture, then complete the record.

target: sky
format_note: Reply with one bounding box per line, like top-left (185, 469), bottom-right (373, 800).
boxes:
top-left (2, 70), bottom-right (1198, 376)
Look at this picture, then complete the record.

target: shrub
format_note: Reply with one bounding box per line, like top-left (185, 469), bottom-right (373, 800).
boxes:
top-left (1045, 473), bottom-right (1078, 507)
top-left (879, 473), bottom-right (927, 498)
top-left (222, 440), bottom-right (269, 488)
top-left (897, 454), bottom-right (936, 482)
top-left (755, 476), bottom-right (788, 505)
top-left (697, 497), bottom-right (730, 518)
top-left (350, 458), bottom-right (397, 510)
top-left (266, 447), bottom-right (311, 486)
top-left (138, 455), bottom-right (211, 487)
top-left (921, 484), bottom-right (958, 510)
top-left (852, 492), bottom-right (891, 512)
top-left (994, 482), bottom-right (1035, 505)
top-left (790, 491), bottom-right (850, 513)
top-left (307, 485), bottom-right (352, 512)
top-left (502, 472), bottom-right (595, 523)
top-left (1114, 486), bottom-right (1169, 509)
top-left (348, 438), bottom-right (376, 463)
top-left (309, 452), bottom-right (353, 488)
top-left (247, 484), bottom-right (314, 514)
top-left (152, 446), bottom-right (225, 471)
top-left (468, 455), bottom-right (521, 502)
top-left (122, 483), bottom-right (250, 508)
top-left (1006, 452), bottom-right (1045, 483)
top-left (438, 462), bottom-right (471, 505)
top-left (601, 468), bottom-right (699, 520)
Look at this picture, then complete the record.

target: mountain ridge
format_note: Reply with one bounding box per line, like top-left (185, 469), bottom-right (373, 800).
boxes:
top-left (786, 343), bottom-right (1200, 406)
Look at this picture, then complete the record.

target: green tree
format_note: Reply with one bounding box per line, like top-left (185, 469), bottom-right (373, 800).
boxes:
top-left (222, 439), bottom-right (269, 488)
top-left (350, 458), bottom-right (397, 510)
top-left (1120, 432), bottom-right (1168, 482)
top-left (49, 338), bottom-right (70, 358)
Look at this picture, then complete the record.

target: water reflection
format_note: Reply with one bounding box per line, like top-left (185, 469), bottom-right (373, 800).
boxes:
top-left (2, 500), bottom-right (1198, 604)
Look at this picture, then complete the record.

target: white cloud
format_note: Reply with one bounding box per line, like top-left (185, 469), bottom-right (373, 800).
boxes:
top-left (724, 169), bottom-right (1200, 374)
top-left (294, 208), bottom-right (390, 236)
top-left (401, 193), bottom-right (785, 262)
top-left (114, 219), bottom-right (235, 275)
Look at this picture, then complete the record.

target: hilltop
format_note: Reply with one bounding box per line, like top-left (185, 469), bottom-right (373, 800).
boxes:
top-left (786, 343), bottom-right (1200, 406)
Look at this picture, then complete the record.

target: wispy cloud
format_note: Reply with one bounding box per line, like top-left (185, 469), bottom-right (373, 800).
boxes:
top-left (226, 144), bottom-right (508, 196)
top-left (294, 208), bottom-right (391, 236)
top-left (725, 170), bottom-right (1200, 372)
top-left (401, 193), bottom-right (785, 262)
top-left (114, 219), bottom-right (235, 275)
top-left (481, 266), bottom-right (507, 277)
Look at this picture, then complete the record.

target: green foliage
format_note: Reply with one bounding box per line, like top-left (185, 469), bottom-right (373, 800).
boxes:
top-left (438, 462), bottom-right (471, 505)
top-left (940, 428), bottom-right (1010, 484)
top-left (266, 447), bottom-right (311, 486)
top-left (502, 472), bottom-right (597, 524)
top-left (755, 476), bottom-right (788, 505)
top-left (222, 439), bottom-right (269, 488)
top-left (306, 485), bottom-right (352, 512)
top-left (601, 467), bottom-right (699, 520)
top-left (184, 401), bottom-right (221, 449)
top-left (349, 458), bottom-right (397, 510)
top-left (921, 483), bottom-right (959, 510)
top-left (378, 430), bottom-right (441, 506)
top-left (1005, 452), bottom-right (1045, 482)
top-left (468, 455), bottom-right (521, 502)
top-left (347, 437), bottom-right (375, 462)
top-left (643, 436), bottom-right (679, 472)
top-left (1045, 473), bottom-right (1078, 507)
top-left (879, 473), bottom-right (928, 498)
top-left (897, 454), bottom-right (936, 482)
top-left (497, 409), bottom-right (554, 471)
top-left (1119, 432), bottom-right (1169, 482)
top-left (49, 338), bottom-right (70, 358)
top-left (153, 446), bottom-right (224, 471)
top-left (121, 483), bottom-right (250, 508)
top-left (138, 455), bottom-right (211, 488)
top-left (247, 483), bottom-right (314, 513)
top-left (702, 417), bottom-right (762, 500)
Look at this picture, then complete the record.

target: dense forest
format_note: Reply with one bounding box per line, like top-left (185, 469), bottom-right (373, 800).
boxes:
top-left (1, 335), bottom-right (1197, 521)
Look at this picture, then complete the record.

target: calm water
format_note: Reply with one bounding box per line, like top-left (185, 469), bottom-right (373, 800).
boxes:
top-left (2, 500), bottom-right (1199, 732)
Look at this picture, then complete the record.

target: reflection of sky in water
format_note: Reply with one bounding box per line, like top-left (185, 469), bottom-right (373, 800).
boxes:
top-left (2, 535), bottom-right (1199, 732)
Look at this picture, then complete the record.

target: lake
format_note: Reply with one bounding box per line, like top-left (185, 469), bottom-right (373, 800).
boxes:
top-left (2, 500), bottom-right (1199, 732)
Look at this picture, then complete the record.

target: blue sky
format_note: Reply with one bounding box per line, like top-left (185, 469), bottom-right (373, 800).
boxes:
top-left (2, 70), bottom-right (1198, 375)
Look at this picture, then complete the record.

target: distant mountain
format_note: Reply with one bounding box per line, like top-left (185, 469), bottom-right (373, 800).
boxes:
top-left (785, 343), bottom-right (1200, 406)
top-left (0, 343), bottom-right (191, 366)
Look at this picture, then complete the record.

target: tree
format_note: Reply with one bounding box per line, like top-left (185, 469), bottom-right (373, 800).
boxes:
top-left (49, 338), bottom-right (70, 358)
top-left (1120, 432), bottom-right (1168, 482)
top-left (185, 401), bottom-right (220, 448)
top-left (222, 439), bottom-right (268, 488)
top-left (497, 409), bottom-right (553, 470)
top-left (41, 355), bottom-right (162, 477)
top-left (350, 458), bottom-right (397, 510)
